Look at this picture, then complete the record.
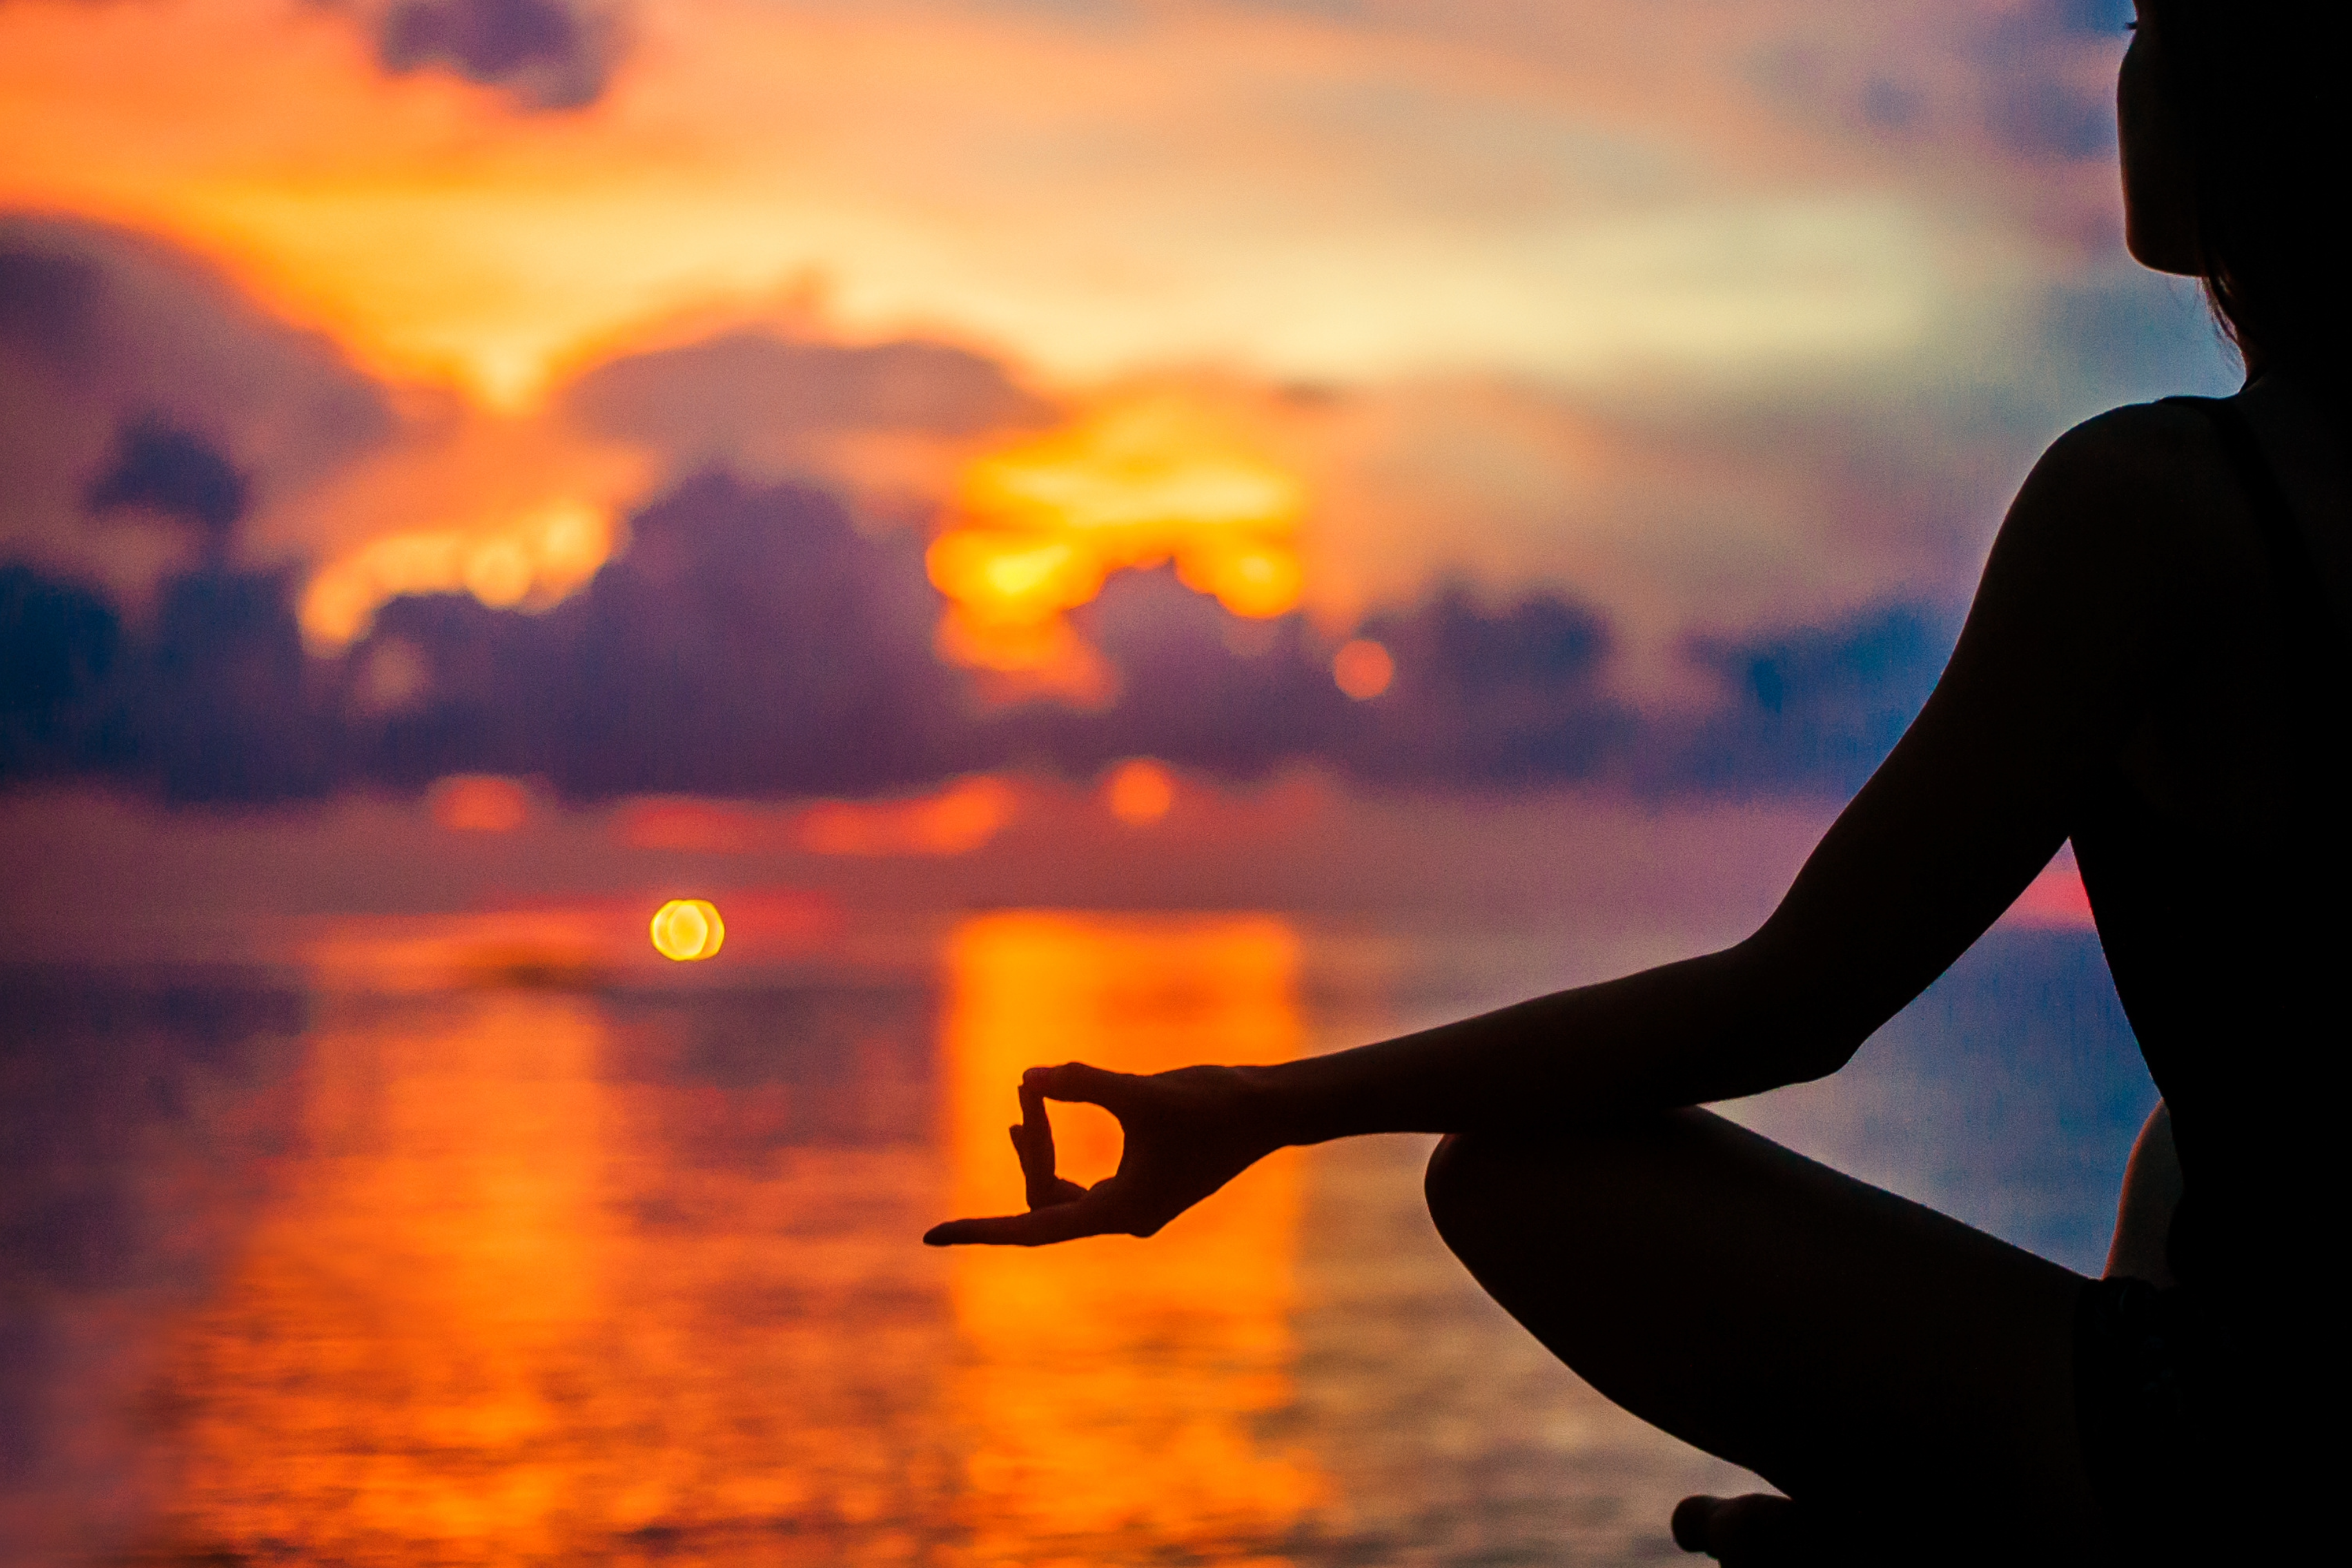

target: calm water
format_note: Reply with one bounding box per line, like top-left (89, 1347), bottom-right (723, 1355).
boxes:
top-left (0, 915), bottom-right (2152, 1566)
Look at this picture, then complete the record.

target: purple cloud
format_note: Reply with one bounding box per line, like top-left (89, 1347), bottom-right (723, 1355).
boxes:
top-left (374, 0), bottom-right (621, 111)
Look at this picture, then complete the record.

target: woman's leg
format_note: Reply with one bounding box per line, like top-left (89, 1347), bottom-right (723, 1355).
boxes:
top-left (1423, 1111), bottom-right (2105, 1559)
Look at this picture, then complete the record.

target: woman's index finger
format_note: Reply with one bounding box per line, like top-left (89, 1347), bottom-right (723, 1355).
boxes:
top-left (1027, 1061), bottom-right (1135, 1112)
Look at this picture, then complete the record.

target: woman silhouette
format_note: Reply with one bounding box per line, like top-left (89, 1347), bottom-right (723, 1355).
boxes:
top-left (927, 4), bottom-right (2345, 1561)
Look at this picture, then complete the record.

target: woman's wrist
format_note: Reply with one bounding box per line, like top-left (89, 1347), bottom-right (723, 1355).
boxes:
top-left (1234, 1056), bottom-right (1364, 1149)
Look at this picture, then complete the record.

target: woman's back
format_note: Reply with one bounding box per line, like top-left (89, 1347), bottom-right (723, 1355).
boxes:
top-left (2073, 375), bottom-right (2347, 1333)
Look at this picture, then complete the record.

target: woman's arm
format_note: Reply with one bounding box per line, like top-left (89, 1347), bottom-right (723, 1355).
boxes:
top-left (927, 403), bottom-right (2221, 1246)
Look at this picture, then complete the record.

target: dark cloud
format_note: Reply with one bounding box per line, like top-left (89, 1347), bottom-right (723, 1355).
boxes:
top-left (0, 247), bottom-right (101, 370)
top-left (0, 566), bottom-right (120, 783)
top-left (533, 474), bottom-right (965, 795)
top-left (134, 568), bottom-right (333, 802)
top-left (1346, 588), bottom-right (1623, 786)
top-left (0, 218), bottom-right (1965, 808)
top-left (564, 329), bottom-right (1057, 468)
top-left (346, 474), bottom-right (967, 798)
top-left (1028, 566), bottom-right (1350, 777)
top-left (990, 573), bottom-right (1632, 790)
top-left (1, 461), bottom-right (1961, 804)
top-left (0, 217), bottom-right (392, 605)
top-left (374, 0), bottom-right (622, 111)
top-left (1674, 604), bottom-right (1956, 797)
top-left (85, 418), bottom-right (248, 551)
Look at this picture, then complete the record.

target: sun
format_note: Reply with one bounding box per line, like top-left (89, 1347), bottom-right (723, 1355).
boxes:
top-left (650, 899), bottom-right (726, 962)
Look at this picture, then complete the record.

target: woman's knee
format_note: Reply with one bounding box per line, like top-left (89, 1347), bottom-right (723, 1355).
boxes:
top-left (1423, 1131), bottom-right (1501, 1249)
top-left (1423, 1114), bottom-right (1707, 1263)
top-left (1423, 1125), bottom-right (1612, 1260)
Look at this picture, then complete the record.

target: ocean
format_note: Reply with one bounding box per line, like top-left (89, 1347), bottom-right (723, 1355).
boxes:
top-left (1, 914), bottom-right (2151, 1566)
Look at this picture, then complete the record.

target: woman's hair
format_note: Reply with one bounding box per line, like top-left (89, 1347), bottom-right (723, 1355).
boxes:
top-left (2147, 2), bottom-right (2351, 376)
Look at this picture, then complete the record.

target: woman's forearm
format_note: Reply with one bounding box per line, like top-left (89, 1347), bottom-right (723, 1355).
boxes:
top-left (1243, 944), bottom-right (1852, 1147)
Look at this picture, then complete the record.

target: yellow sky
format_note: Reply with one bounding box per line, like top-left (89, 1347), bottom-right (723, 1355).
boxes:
top-left (0, 0), bottom-right (2100, 409)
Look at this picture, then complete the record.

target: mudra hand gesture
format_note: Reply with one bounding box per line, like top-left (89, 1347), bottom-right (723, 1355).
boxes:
top-left (923, 1063), bottom-right (1276, 1246)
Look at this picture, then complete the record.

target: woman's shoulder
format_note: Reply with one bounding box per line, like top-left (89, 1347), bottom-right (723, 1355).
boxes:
top-left (2037, 397), bottom-right (2235, 497)
top-left (1999, 398), bottom-right (2239, 565)
top-left (1967, 397), bottom-right (2265, 662)
top-left (2041, 383), bottom-right (2351, 621)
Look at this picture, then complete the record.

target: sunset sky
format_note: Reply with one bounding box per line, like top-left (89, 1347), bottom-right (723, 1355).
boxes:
top-left (1, 0), bottom-right (2222, 931)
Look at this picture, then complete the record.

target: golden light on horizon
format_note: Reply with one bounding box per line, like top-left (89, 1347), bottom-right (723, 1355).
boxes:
top-left (929, 398), bottom-right (1307, 679)
top-left (1332, 637), bottom-right (1394, 700)
top-left (795, 775), bottom-right (1017, 857)
top-left (649, 899), bottom-right (725, 962)
top-left (1103, 759), bottom-right (1176, 826)
top-left (300, 499), bottom-right (617, 650)
top-left (429, 775), bottom-right (529, 833)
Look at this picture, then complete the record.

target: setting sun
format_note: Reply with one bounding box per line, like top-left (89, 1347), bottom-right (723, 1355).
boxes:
top-left (649, 898), bottom-right (726, 962)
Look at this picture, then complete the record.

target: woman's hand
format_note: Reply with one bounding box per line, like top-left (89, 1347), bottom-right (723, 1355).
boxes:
top-left (922, 1062), bottom-right (1281, 1246)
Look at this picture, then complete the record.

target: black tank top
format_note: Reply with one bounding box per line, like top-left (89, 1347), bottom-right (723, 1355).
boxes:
top-left (2071, 392), bottom-right (2347, 1343)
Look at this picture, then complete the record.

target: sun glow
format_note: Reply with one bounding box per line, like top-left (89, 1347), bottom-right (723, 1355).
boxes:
top-left (928, 397), bottom-right (1307, 680)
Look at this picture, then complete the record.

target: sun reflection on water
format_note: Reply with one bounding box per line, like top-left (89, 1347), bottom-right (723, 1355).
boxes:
top-left (116, 913), bottom-right (1324, 1563)
top-left (156, 993), bottom-right (619, 1557)
top-left (943, 912), bottom-right (1325, 1561)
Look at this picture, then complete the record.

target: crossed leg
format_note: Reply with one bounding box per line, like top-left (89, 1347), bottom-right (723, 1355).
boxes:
top-left (1423, 1110), bottom-right (2108, 1564)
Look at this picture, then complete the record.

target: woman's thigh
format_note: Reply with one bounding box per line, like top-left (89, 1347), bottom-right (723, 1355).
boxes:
top-left (1423, 1110), bottom-right (2102, 1552)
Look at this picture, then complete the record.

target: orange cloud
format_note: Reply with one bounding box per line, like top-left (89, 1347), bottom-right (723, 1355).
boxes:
top-left (927, 395), bottom-right (1305, 690)
top-left (283, 399), bottom-right (653, 646)
top-left (429, 774), bottom-right (530, 833)
top-left (610, 777), bottom-right (1019, 859)
top-left (794, 775), bottom-right (1016, 858)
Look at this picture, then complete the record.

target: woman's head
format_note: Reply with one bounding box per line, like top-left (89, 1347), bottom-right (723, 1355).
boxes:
top-left (2121, 2), bottom-right (2349, 375)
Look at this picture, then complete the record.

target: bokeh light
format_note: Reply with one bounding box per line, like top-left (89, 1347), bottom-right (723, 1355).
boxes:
top-left (1332, 637), bottom-right (1394, 700)
top-left (1104, 759), bottom-right (1176, 825)
top-left (649, 899), bottom-right (726, 962)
